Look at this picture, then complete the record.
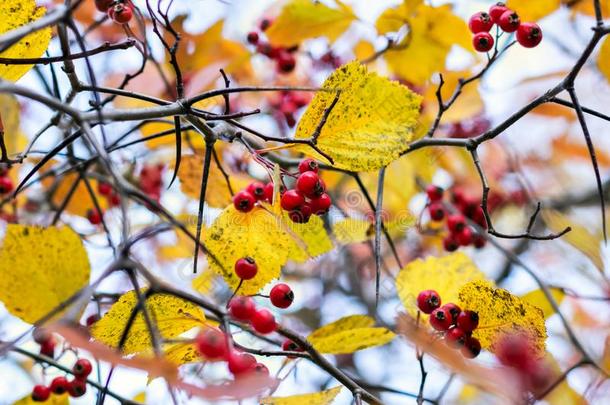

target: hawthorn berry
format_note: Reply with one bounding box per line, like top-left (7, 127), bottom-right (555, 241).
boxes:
top-left (298, 158), bottom-right (319, 174)
top-left (430, 307), bottom-right (453, 331)
top-left (445, 327), bottom-right (467, 348)
top-left (416, 290), bottom-right (441, 314)
top-left (73, 358), bottom-right (93, 379)
top-left (253, 363), bottom-right (269, 375)
top-left (468, 12), bottom-right (494, 33)
top-left (443, 235), bottom-right (459, 252)
top-left (228, 296), bottom-right (256, 321)
top-left (97, 182), bottom-right (112, 196)
top-left (281, 189), bottom-right (305, 211)
top-left (196, 328), bottom-right (227, 359)
top-left (270, 283), bottom-right (294, 309)
top-left (85, 314), bottom-right (100, 327)
top-left (50, 376), bottom-right (70, 395)
top-left (247, 31), bottom-right (259, 45)
top-left (282, 339), bottom-right (303, 358)
top-left (228, 352), bottom-right (257, 375)
top-left (235, 257), bottom-right (258, 280)
top-left (457, 310), bottom-right (479, 332)
top-left (496, 333), bottom-right (536, 369)
top-left (109, 193), bottom-right (121, 207)
top-left (473, 235), bottom-right (487, 249)
top-left (289, 207), bottom-right (311, 224)
top-left (31, 385), bottom-right (51, 402)
top-left (428, 202), bottom-right (445, 221)
top-left (489, 2), bottom-right (509, 23)
top-left (39, 339), bottom-right (56, 358)
top-left (426, 185), bottom-right (443, 202)
top-left (33, 328), bottom-right (52, 345)
top-left (516, 22), bottom-right (543, 48)
top-left (461, 336), bottom-right (482, 358)
top-left (296, 171), bottom-right (324, 198)
top-left (277, 51), bottom-right (296, 73)
top-left (68, 378), bottom-right (87, 397)
top-left (473, 32), bottom-right (494, 52)
top-left (309, 193), bottom-right (332, 215)
top-left (233, 190), bottom-right (256, 213)
top-left (447, 214), bottom-right (466, 233)
top-left (95, 0), bottom-right (114, 12)
top-left (251, 309), bottom-right (277, 334)
top-left (86, 208), bottom-right (103, 225)
top-left (0, 176), bottom-right (14, 194)
top-left (498, 10), bottom-right (520, 33)
top-left (441, 303), bottom-right (461, 324)
top-left (456, 227), bottom-right (473, 246)
top-left (247, 182), bottom-right (267, 201)
top-left (260, 18), bottom-right (272, 31)
top-left (109, 3), bottom-right (133, 24)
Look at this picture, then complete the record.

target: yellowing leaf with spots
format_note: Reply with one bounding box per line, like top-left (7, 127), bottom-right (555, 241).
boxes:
top-left (520, 288), bottom-right (565, 319)
top-left (458, 280), bottom-right (547, 356)
top-left (396, 253), bottom-right (485, 318)
top-left (307, 315), bottom-right (395, 354)
top-left (206, 205), bottom-right (331, 295)
top-left (91, 290), bottom-right (205, 354)
top-left (266, 0), bottom-right (356, 46)
top-left (598, 36), bottom-right (610, 84)
top-left (295, 61), bottom-right (422, 171)
top-left (261, 386), bottom-right (342, 405)
top-left (0, 225), bottom-right (90, 324)
top-left (163, 342), bottom-right (201, 365)
top-left (507, 0), bottom-right (560, 21)
top-left (0, 0), bottom-right (52, 82)
top-left (13, 393), bottom-right (68, 405)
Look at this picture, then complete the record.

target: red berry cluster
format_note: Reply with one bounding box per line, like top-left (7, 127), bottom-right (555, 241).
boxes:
top-left (417, 290), bottom-right (481, 359)
top-left (31, 358), bottom-right (92, 401)
top-left (228, 282), bottom-right (293, 325)
top-left (195, 328), bottom-right (270, 377)
top-left (270, 91), bottom-right (311, 128)
top-left (496, 333), bottom-right (552, 394)
top-left (446, 115), bottom-right (491, 139)
top-left (95, 1), bottom-right (134, 24)
top-left (139, 164), bottom-right (164, 203)
top-left (425, 186), bottom-right (487, 251)
top-left (469, 2), bottom-right (542, 52)
top-left (280, 159), bottom-right (331, 223)
top-left (86, 179), bottom-right (122, 225)
top-left (0, 166), bottom-right (14, 196)
top-left (247, 19), bottom-right (298, 74)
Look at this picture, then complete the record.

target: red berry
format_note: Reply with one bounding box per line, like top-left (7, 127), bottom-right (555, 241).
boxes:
top-left (233, 190), bottom-right (256, 213)
top-left (280, 100), bottom-right (297, 116)
top-left (253, 362), bottom-right (269, 375)
top-left (68, 378), bottom-right (87, 397)
top-left (461, 336), bottom-right (482, 358)
top-left (39, 340), bottom-right (56, 358)
top-left (31, 385), bottom-right (51, 402)
top-left (296, 171), bottom-right (323, 198)
top-left (260, 18), bottom-right (272, 31)
top-left (288, 208), bottom-right (311, 224)
top-left (430, 307), bottom-right (454, 331)
top-left (443, 235), bottom-right (459, 252)
top-left (228, 351), bottom-right (257, 375)
top-left (457, 310), bottom-right (480, 332)
top-left (472, 206), bottom-right (487, 228)
top-left (416, 290), bottom-right (441, 314)
top-left (50, 376), bottom-right (70, 395)
top-left (473, 235), bottom-right (487, 249)
top-left (251, 309), bottom-right (276, 334)
top-left (473, 32), bottom-right (494, 52)
top-left (456, 227), bottom-right (473, 246)
top-left (310, 193), bottom-right (332, 215)
top-left (277, 51), bottom-right (296, 73)
top-left (0, 176), bottom-right (14, 194)
top-left (196, 328), bottom-right (227, 359)
top-left (428, 202), bottom-right (445, 221)
top-left (247, 182), bottom-right (266, 201)
top-left (270, 283), bottom-right (294, 309)
top-left (73, 358), bottom-right (93, 379)
top-left (282, 339), bottom-right (302, 358)
top-left (426, 185), bottom-right (444, 202)
top-left (496, 334), bottom-right (536, 369)
top-left (235, 257), bottom-right (258, 280)
top-left (298, 158), bottom-right (319, 174)
top-left (498, 10), bottom-right (520, 33)
top-left (109, 193), bottom-right (121, 207)
top-left (468, 12), bottom-right (494, 33)
top-left (441, 303), bottom-right (461, 324)
top-left (228, 296), bottom-right (256, 321)
top-left (85, 314), bottom-right (100, 327)
top-left (281, 189), bottom-right (305, 211)
top-left (516, 22), bottom-right (543, 48)
top-left (263, 182), bottom-right (274, 203)
top-left (97, 182), bottom-right (112, 196)
top-left (95, 0), bottom-right (114, 12)
top-left (447, 214), bottom-right (466, 233)
top-left (247, 31), bottom-right (259, 45)
top-left (108, 3), bottom-right (133, 24)
top-left (489, 2), bottom-right (509, 23)
top-left (33, 328), bottom-right (52, 345)
top-left (87, 208), bottom-right (103, 225)
top-left (445, 327), bottom-right (468, 348)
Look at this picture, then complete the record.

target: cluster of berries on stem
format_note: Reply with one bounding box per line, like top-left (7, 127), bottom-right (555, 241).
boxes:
top-left (469, 2), bottom-right (542, 52)
top-left (247, 19), bottom-right (298, 74)
top-left (417, 290), bottom-right (481, 358)
top-left (269, 91), bottom-right (311, 128)
top-left (95, 1), bottom-right (134, 24)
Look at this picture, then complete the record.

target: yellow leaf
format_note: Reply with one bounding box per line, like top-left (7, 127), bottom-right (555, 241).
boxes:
top-left (295, 61), bottom-right (422, 171)
top-left (13, 393), bottom-right (68, 405)
top-left (139, 120), bottom-right (204, 150)
top-left (507, 0), bottom-right (561, 21)
top-left (261, 386), bottom-right (342, 405)
top-left (132, 392), bottom-right (146, 403)
top-left (598, 36), bottom-right (610, 84)
top-left (545, 353), bottom-right (587, 405)
top-left (191, 267), bottom-right (216, 294)
top-left (307, 315), bottom-right (395, 354)
top-left (543, 210), bottom-right (603, 273)
top-left (458, 280), bottom-right (547, 356)
top-left (266, 0), bottom-right (356, 46)
top-left (333, 218), bottom-right (373, 244)
top-left (0, 94), bottom-right (28, 156)
top-left (42, 170), bottom-right (108, 217)
top-left (0, 0), bottom-right (51, 82)
top-left (376, 0), bottom-right (423, 34)
top-left (520, 288), bottom-right (565, 319)
top-left (91, 290), bottom-right (205, 354)
top-left (396, 253), bottom-right (486, 318)
top-left (353, 40), bottom-right (375, 61)
top-left (565, 0), bottom-right (610, 16)
top-left (0, 225), bottom-right (90, 324)
top-left (163, 342), bottom-right (201, 365)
